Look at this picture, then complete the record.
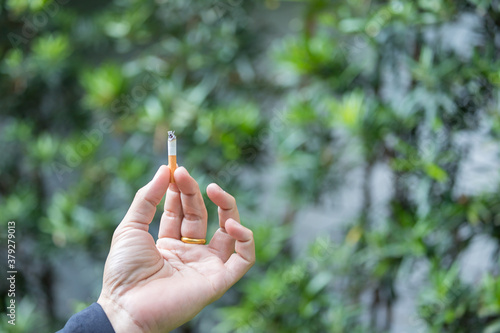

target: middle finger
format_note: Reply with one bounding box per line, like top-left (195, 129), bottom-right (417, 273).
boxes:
top-left (175, 167), bottom-right (208, 240)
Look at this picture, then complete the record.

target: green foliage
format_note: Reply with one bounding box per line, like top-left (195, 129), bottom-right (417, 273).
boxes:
top-left (1, 0), bottom-right (500, 332)
top-left (221, 0), bottom-right (500, 331)
top-left (217, 237), bottom-right (369, 333)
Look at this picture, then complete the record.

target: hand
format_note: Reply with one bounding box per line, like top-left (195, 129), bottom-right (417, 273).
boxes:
top-left (97, 165), bottom-right (255, 332)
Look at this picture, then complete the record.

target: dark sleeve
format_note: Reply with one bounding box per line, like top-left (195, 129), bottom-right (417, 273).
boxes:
top-left (57, 302), bottom-right (115, 333)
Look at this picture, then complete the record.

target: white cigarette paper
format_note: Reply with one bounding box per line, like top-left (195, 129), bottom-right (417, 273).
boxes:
top-left (168, 131), bottom-right (176, 155)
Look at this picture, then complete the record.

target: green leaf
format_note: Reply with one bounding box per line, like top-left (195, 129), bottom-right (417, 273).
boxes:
top-left (424, 163), bottom-right (448, 182)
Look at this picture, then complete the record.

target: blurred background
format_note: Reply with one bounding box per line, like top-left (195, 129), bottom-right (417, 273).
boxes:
top-left (1, 0), bottom-right (500, 332)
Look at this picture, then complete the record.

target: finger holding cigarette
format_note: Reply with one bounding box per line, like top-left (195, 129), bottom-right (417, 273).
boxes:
top-left (168, 130), bottom-right (176, 183)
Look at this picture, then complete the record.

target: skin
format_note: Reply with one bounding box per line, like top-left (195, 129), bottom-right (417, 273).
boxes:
top-left (97, 165), bottom-right (255, 332)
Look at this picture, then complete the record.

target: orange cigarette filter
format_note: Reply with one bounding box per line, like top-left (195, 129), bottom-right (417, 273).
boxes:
top-left (168, 131), bottom-right (176, 183)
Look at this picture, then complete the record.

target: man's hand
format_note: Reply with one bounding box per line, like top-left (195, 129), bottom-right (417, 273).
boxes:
top-left (97, 165), bottom-right (255, 332)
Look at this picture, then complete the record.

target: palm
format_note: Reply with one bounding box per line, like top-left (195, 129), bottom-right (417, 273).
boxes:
top-left (156, 239), bottom-right (229, 293)
top-left (98, 166), bottom-right (254, 333)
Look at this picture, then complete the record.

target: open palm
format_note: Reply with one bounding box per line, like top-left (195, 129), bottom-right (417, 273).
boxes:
top-left (98, 165), bottom-right (255, 333)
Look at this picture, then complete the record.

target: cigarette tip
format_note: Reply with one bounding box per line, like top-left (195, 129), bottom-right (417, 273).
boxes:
top-left (168, 130), bottom-right (176, 141)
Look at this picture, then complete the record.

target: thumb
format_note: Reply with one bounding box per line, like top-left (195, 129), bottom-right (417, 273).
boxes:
top-left (118, 165), bottom-right (171, 233)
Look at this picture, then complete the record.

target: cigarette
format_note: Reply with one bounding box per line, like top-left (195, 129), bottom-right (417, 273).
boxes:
top-left (168, 130), bottom-right (176, 183)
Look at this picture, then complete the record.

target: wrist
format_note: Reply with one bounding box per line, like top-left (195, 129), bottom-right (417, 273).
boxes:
top-left (98, 294), bottom-right (144, 333)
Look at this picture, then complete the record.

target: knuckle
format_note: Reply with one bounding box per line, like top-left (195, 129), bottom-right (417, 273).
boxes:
top-left (134, 186), bottom-right (156, 207)
top-left (163, 209), bottom-right (178, 219)
top-left (135, 186), bottom-right (146, 199)
top-left (183, 212), bottom-right (205, 222)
